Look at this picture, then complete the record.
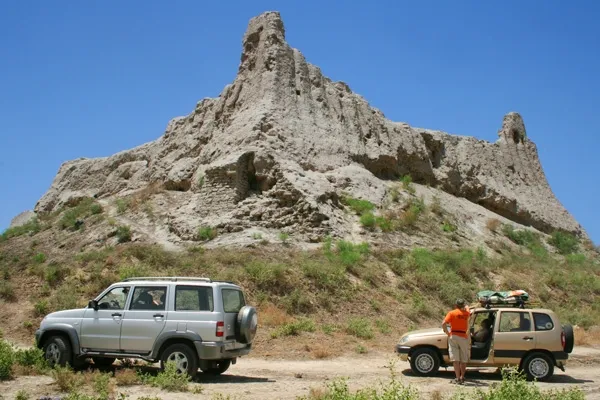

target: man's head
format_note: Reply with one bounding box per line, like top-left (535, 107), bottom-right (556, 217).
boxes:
top-left (480, 319), bottom-right (490, 328)
top-left (455, 298), bottom-right (466, 310)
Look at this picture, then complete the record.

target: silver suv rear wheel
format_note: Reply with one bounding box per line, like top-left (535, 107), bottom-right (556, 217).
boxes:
top-left (160, 343), bottom-right (198, 377)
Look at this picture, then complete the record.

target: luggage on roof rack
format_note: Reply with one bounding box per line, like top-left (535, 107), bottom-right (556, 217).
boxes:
top-left (477, 290), bottom-right (530, 308)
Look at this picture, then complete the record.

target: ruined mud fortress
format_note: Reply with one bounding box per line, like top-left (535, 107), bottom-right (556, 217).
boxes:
top-left (32, 12), bottom-right (586, 241)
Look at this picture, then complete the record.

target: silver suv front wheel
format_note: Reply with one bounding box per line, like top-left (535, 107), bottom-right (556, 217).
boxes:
top-left (160, 343), bottom-right (198, 378)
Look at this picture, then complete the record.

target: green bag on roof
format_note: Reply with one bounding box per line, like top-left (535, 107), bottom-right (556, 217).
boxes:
top-left (477, 289), bottom-right (529, 305)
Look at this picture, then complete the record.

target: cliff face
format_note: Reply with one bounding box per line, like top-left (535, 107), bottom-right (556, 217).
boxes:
top-left (34, 12), bottom-right (586, 240)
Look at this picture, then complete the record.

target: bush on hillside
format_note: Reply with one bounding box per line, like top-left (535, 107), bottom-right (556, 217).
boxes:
top-left (549, 231), bottom-right (579, 255)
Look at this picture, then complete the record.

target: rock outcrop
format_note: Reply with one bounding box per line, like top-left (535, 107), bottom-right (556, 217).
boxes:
top-left (33, 11), bottom-right (586, 240)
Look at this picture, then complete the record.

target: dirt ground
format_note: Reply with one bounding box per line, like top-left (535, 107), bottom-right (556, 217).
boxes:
top-left (2, 347), bottom-right (600, 400)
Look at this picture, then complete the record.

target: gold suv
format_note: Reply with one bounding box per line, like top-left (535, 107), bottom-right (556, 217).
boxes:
top-left (395, 305), bottom-right (574, 381)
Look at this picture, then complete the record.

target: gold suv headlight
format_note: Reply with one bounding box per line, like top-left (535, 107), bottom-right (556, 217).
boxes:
top-left (399, 335), bottom-right (409, 344)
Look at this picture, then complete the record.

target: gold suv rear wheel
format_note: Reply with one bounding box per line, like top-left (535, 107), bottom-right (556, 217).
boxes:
top-left (522, 352), bottom-right (554, 382)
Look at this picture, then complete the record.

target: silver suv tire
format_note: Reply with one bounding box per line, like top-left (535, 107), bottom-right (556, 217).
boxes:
top-left (201, 359), bottom-right (231, 375)
top-left (236, 306), bottom-right (258, 344)
top-left (43, 335), bottom-right (72, 368)
top-left (160, 343), bottom-right (198, 377)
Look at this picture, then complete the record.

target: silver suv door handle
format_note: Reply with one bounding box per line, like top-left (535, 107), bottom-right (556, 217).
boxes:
top-left (111, 313), bottom-right (122, 317)
top-left (153, 314), bottom-right (164, 318)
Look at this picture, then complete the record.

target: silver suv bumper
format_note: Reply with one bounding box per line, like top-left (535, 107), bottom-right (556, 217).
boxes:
top-left (195, 341), bottom-right (252, 360)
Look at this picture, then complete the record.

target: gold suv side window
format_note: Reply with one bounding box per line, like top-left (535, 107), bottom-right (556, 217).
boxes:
top-left (533, 312), bottom-right (554, 331)
top-left (499, 311), bottom-right (532, 332)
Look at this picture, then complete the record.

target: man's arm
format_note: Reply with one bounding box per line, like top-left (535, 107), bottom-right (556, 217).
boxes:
top-left (442, 313), bottom-right (451, 336)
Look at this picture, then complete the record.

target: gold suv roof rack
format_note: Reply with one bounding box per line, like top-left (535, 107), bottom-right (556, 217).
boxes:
top-left (122, 277), bottom-right (212, 282)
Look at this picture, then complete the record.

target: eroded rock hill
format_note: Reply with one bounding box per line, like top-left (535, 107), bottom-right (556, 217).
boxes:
top-left (32, 11), bottom-right (586, 242)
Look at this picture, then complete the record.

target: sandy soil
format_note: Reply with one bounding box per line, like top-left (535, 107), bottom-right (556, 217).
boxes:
top-left (2, 347), bottom-right (600, 400)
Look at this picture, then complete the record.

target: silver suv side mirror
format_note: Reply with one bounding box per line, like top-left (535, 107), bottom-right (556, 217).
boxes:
top-left (88, 300), bottom-right (99, 311)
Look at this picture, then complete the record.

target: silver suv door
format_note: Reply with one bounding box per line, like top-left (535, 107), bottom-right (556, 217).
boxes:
top-left (170, 285), bottom-right (217, 341)
top-left (221, 288), bottom-right (245, 341)
top-left (80, 286), bottom-right (131, 351)
top-left (120, 285), bottom-right (168, 353)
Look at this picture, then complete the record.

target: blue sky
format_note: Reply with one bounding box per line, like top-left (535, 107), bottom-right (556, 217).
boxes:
top-left (0, 1), bottom-right (598, 244)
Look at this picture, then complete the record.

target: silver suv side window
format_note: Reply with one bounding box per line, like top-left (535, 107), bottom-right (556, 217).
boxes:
top-left (222, 289), bottom-right (245, 313)
top-left (533, 312), bottom-right (554, 331)
top-left (130, 286), bottom-right (167, 310)
top-left (499, 311), bottom-right (532, 332)
top-left (175, 285), bottom-right (214, 311)
top-left (97, 286), bottom-right (130, 310)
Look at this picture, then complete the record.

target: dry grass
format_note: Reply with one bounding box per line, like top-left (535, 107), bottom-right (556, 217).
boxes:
top-left (429, 390), bottom-right (443, 400)
top-left (486, 218), bottom-right (501, 233)
top-left (260, 303), bottom-right (294, 327)
top-left (129, 182), bottom-right (164, 210)
top-left (115, 368), bottom-right (140, 386)
top-left (574, 326), bottom-right (600, 346)
top-left (307, 387), bottom-right (328, 399)
top-left (311, 345), bottom-right (332, 360)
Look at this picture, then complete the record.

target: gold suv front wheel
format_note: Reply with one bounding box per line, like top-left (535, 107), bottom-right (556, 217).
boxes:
top-left (409, 348), bottom-right (440, 376)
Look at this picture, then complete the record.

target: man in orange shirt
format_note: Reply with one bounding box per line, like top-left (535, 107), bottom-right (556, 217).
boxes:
top-left (442, 298), bottom-right (471, 384)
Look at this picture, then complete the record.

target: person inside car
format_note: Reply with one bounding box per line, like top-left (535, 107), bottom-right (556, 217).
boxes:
top-left (472, 318), bottom-right (491, 343)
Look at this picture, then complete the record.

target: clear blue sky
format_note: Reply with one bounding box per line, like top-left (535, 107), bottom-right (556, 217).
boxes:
top-left (0, 1), bottom-right (598, 244)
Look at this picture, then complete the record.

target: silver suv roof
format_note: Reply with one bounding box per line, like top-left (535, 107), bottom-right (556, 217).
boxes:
top-left (119, 277), bottom-right (241, 287)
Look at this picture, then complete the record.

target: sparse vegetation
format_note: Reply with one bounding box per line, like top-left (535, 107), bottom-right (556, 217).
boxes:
top-left (116, 225), bottom-right (132, 243)
top-left (139, 361), bottom-right (191, 392)
top-left (278, 232), bottom-right (290, 244)
top-left (346, 318), bottom-right (374, 339)
top-left (271, 318), bottom-right (316, 338)
top-left (58, 198), bottom-right (103, 230)
top-left (0, 218), bottom-right (41, 241)
top-left (0, 281), bottom-right (16, 301)
top-left (342, 196), bottom-right (376, 215)
top-left (359, 212), bottom-right (376, 230)
top-left (115, 198), bottom-right (131, 214)
top-left (197, 226), bottom-right (217, 241)
top-left (549, 230), bottom-right (579, 255)
top-left (441, 220), bottom-right (457, 233)
top-left (0, 340), bottom-right (14, 380)
top-left (400, 175), bottom-right (415, 194)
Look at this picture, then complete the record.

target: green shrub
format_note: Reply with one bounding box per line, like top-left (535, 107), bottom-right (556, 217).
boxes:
top-left (271, 318), bottom-right (316, 338)
top-left (90, 203), bottom-right (103, 215)
top-left (141, 361), bottom-right (190, 391)
top-left (401, 175), bottom-right (415, 194)
top-left (473, 368), bottom-right (585, 400)
top-left (360, 212), bottom-right (376, 230)
top-left (245, 262), bottom-right (290, 291)
top-left (0, 340), bottom-right (15, 380)
top-left (116, 225), bottom-right (132, 243)
top-left (58, 198), bottom-right (101, 230)
top-left (336, 240), bottom-right (370, 267)
top-left (115, 198), bottom-right (130, 214)
top-left (375, 319), bottom-right (391, 334)
top-left (51, 290), bottom-right (78, 311)
top-left (45, 263), bottom-right (67, 287)
top-left (118, 264), bottom-right (149, 281)
top-left (0, 281), bottom-right (16, 301)
top-left (375, 216), bottom-right (394, 232)
top-left (14, 347), bottom-right (47, 372)
top-left (442, 220), bottom-right (457, 232)
top-left (15, 390), bottom-right (30, 400)
top-left (342, 196), bottom-right (375, 215)
top-left (33, 252), bottom-right (46, 263)
top-left (0, 218), bottom-right (41, 241)
top-left (549, 231), bottom-right (579, 255)
top-left (346, 318), bottom-right (374, 339)
top-left (34, 300), bottom-right (49, 317)
top-left (197, 226), bottom-right (217, 241)
top-left (278, 232), bottom-right (290, 243)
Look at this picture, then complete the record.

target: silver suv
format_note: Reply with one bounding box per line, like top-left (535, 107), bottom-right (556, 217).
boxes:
top-left (34, 277), bottom-right (258, 377)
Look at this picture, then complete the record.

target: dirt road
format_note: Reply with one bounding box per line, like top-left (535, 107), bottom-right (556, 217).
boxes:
top-left (3, 347), bottom-right (600, 399)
